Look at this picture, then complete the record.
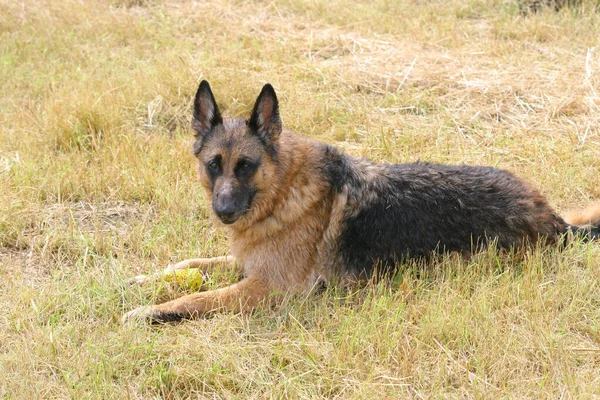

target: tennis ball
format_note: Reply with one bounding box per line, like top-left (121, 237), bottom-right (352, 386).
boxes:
top-left (161, 269), bottom-right (204, 290)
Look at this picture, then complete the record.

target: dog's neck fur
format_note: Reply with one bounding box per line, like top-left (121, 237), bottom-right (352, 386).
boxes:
top-left (224, 129), bottom-right (329, 235)
top-left (222, 130), bottom-right (336, 287)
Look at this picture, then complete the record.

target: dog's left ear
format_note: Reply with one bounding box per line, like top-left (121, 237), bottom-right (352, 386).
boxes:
top-left (248, 84), bottom-right (282, 144)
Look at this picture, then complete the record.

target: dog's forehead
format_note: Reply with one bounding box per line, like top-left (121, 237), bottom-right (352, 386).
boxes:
top-left (222, 117), bottom-right (246, 132)
top-left (201, 118), bottom-right (263, 162)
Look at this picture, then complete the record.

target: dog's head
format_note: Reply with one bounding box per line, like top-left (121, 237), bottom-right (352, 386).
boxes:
top-left (191, 81), bottom-right (282, 226)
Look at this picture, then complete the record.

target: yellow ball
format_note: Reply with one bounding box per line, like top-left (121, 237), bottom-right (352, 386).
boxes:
top-left (161, 269), bottom-right (204, 290)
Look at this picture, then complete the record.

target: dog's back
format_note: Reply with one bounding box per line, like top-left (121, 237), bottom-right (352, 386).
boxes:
top-left (316, 152), bottom-right (568, 278)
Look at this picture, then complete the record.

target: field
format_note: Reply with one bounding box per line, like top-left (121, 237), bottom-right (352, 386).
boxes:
top-left (1, 0), bottom-right (600, 398)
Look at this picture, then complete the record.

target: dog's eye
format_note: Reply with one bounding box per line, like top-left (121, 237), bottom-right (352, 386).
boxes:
top-left (208, 160), bottom-right (219, 170)
top-left (239, 161), bottom-right (251, 170)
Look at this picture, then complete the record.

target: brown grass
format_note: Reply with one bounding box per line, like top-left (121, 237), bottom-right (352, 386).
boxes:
top-left (1, 0), bottom-right (599, 398)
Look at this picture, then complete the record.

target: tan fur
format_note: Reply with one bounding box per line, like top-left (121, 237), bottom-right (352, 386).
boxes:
top-left (315, 185), bottom-right (349, 283)
top-left (562, 202), bottom-right (600, 227)
top-left (122, 129), bottom-right (341, 324)
top-left (225, 130), bottom-right (336, 291)
top-left (123, 276), bottom-right (272, 322)
top-left (152, 276), bottom-right (271, 315)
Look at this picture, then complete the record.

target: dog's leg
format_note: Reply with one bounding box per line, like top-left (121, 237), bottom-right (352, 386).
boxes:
top-left (122, 276), bottom-right (272, 324)
top-left (129, 256), bottom-right (238, 285)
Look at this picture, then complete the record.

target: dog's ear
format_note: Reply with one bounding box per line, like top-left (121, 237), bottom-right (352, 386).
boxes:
top-left (248, 84), bottom-right (282, 144)
top-left (192, 80), bottom-right (222, 137)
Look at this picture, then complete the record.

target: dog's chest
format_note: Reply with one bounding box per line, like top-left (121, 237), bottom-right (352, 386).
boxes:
top-left (228, 222), bottom-right (326, 290)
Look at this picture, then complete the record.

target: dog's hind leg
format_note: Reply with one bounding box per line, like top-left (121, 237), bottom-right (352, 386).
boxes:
top-left (129, 256), bottom-right (238, 285)
top-left (121, 276), bottom-right (272, 324)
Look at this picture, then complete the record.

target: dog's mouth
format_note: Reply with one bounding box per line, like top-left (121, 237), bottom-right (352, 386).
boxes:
top-left (215, 208), bottom-right (248, 225)
top-left (218, 214), bottom-right (239, 225)
top-left (212, 195), bottom-right (254, 225)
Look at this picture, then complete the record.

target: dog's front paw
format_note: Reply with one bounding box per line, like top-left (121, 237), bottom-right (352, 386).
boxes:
top-left (126, 264), bottom-right (177, 286)
top-left (126, 274), bottom-right (151, 285)
top-left (121, 305), bottom-right (154, 325)
top-left (122, 305), bottom-right (185, 325)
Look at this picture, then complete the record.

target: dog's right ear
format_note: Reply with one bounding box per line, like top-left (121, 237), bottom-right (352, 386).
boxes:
top-left (192, 80), bottom-right (222, 137)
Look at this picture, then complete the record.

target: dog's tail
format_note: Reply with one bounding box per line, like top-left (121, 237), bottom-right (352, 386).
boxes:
top-left (562, 201), bottom-right (600, 241)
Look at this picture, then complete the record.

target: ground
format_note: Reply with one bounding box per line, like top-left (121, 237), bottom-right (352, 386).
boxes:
top-left (1, 0), bottom-right (600, 398)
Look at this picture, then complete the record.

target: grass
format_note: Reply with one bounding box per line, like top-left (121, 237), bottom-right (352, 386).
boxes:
top-left (1, 0), bottom-right (600, 397)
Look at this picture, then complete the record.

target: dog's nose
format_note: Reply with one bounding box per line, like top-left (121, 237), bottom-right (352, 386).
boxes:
top-left (214, 199), bottom-right (236, 221)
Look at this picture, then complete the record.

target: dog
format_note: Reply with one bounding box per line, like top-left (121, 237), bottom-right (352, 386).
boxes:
top-left (122, 80), bottom-right (600, 324)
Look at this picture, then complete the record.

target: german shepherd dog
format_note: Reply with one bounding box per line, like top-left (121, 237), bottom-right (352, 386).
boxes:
top-left (122, 81), bottom-right (600, 324)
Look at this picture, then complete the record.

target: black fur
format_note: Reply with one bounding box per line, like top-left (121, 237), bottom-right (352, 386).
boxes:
top-left (321, 149), bottom-right (569, 276)
top-left (206, 153), bottom-right (259, 224)
top-left (149, 311), bottom-right (184, 324)
top-left (319, 145), bottom-right (349, 194)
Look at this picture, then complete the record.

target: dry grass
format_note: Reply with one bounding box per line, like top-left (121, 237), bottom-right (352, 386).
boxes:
top-left (1, 0), bottom-right (600, 398)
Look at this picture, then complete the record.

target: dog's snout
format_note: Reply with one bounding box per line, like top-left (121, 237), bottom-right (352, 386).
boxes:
top-left (213, 180), bottom-right (239, 223)
top-left (214, 196), bottom-right (236, 220)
